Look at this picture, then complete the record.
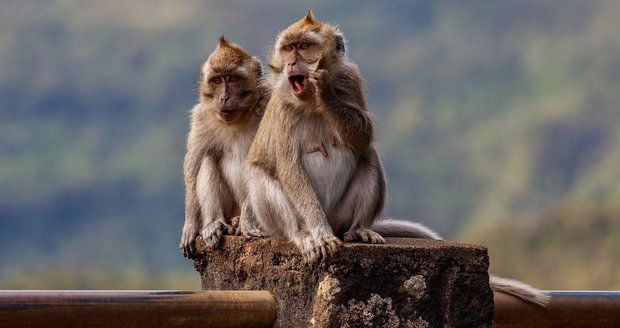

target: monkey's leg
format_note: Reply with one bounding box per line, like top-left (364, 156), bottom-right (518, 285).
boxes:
top-left (247, 165), bottom-right (334, 262)
top-left (331, 150), bottom-right (386, 244)
top-left (196, 156), bottom-right (236, 249)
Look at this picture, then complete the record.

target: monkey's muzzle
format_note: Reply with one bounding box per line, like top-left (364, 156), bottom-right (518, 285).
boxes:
top-left (218, 108), bottom-right (238, 123)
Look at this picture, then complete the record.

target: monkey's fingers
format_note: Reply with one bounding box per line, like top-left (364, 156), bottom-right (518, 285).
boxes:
top-left (180, 233), bottom-right (197, 257)
top-left (324, 238), bottom-right (342, 259)
top-left (230, 216), bottom-right (240, 228)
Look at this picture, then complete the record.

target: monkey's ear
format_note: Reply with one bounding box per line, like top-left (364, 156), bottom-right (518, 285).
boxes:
top-left (303, 10), bottom-right (317, 24)
top-left (218, 35), bottom-right (231, 48)
top-left (253, 57), bottom-right (263, 77)
top-left (335, 33), bottom-right (346, 54)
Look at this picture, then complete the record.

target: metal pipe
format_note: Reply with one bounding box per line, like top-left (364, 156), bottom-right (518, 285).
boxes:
top-left (494, 290), bottom-right (620, 327)
top-left (0, 290), bottom-right (276, 328)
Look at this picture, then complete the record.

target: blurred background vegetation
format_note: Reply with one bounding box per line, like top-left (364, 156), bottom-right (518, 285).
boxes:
top-left (1, 0), bottom-right (618, 290)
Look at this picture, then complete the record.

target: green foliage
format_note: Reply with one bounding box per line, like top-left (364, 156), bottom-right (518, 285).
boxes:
top-left (471, 201), bottom-right (620, 289)
top-left (0, 1), bottom-right (619, 289)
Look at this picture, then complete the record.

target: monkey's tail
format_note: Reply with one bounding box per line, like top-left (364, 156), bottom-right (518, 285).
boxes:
top-left (371, 218), bottom-right (550, 307)
top-left (489, 275), bottom-right (550, 306)
top-left (370, 218), bottom-right (443, 240)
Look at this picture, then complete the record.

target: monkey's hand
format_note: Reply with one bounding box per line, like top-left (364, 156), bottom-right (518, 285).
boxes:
top-left (300, 232), bottom-right (342, 265)
top-left (180, 220), bottom-right (200, 258)
top-left (309, 69), bottom-right (333, 103)
top-left (200, 219), bottom-right (229, 249)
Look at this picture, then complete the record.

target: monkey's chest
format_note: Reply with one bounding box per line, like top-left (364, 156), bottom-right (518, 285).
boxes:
top-left (300, 134), bottom-right (356, 213)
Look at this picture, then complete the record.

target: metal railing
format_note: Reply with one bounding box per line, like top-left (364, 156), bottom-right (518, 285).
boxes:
top-left (493, 291), bottom-right (620, 327)
top-left (0, 290), bottom-right (276, 328)
top-left (1, 290), bottom-right (619, 327)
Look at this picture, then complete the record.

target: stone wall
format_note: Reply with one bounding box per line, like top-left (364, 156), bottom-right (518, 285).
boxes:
top-left (190, 236), bottom-right (493, 327)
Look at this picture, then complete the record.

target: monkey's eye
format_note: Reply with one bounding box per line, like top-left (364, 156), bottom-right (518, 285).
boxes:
top-left (228, 75), bottom-right (239, 83)
top-left (283, 45), bottom-right (294, 52)
top-left (211, 77), bottom-right (223, 84)
top-left (299, 43), bottom-right (309, 50)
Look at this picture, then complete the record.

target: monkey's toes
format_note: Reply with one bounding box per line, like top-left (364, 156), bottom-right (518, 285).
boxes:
top-left (201, 221), bottom-right (225, 249)
top-left (230, 216), bottom-right (240, 228)
top-left (243, 227), bottom-right (268, 238)
top-left (344, 228), bottom-right (385, 244)
top-left (203, 233), bottom-right (222, 249)
top-left (310, 236), bottom-right (342, 264)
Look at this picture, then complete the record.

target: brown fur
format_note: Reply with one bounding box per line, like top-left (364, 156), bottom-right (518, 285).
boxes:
top-left (243, 11), bottom-right (390, 263)
top-left (180, 37), bottom-right (269, 256)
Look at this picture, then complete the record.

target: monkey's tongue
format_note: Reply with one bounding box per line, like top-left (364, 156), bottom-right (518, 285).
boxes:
top-left (289, 76), bottom-right (305, 94)
top-left (294, 80), bottom-right (303, 92)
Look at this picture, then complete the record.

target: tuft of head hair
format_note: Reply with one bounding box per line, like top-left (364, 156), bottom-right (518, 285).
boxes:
top-left (206, 36), bottom-right (252, 72)
top-left (218, 35), bottom-right (231, 48)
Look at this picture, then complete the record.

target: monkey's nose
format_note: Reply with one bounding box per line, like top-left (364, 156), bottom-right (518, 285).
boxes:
top-left (220, 96), bottom-right (230, 104)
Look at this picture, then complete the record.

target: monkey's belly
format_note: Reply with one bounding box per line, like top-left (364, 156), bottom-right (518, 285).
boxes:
top-left (302, 147), bottom-right (356, 214)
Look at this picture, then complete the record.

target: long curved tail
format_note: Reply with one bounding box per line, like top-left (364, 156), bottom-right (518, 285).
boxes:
top-left (371, 218), bottom-right (443, 240)
top-left (371, 218), bottom-right (550, 306)
top-left (489, 275), bottom-right (550, 306)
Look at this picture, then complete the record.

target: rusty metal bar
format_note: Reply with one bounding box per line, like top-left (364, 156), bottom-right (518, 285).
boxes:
top-left (494, 290), bottom-right (620, 327)
top-left (0, 290), bottom-right (276, 328)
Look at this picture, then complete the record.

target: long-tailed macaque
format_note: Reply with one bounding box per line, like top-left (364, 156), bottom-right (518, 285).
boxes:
top-left (243, 11), bottom-right (437, 261)
top-left (243, 11), bottom-right (549, 306)
top-left (180, 37), bottom-right (268, 257)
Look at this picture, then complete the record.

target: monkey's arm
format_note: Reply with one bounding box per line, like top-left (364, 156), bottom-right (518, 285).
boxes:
top-left (312, 70), bottom-right (373, 155)
top-left (181, 138), bottom-right (206, 256)
top-left (181, 127), bottom-right (233, 254)
top-left (275, 127), bottom-right (334, 239)
top-left (194, 154), bottom-right (236, 248)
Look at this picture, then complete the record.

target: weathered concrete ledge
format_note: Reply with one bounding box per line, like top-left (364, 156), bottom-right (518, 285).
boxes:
top-left (191, 236), bottom-right (493, 327)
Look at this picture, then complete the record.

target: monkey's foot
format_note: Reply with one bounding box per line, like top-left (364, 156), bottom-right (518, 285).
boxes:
top-left (201, 219), bottom-right (228, 250)
top-left (180, 223), bottom-right (200, 257)
top-left (302, 234), bottom-right (342, 265)
top-left (232, 216), bottom-right (269, 238)
top-left (344, 227), bottom-right (386, 244)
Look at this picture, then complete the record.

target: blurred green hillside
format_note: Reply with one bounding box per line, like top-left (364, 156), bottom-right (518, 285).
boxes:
top-left (1, 1), bottom-right (619, 289)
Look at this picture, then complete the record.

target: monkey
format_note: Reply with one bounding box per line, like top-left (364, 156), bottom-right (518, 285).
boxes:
top-left (180, 36), bottom-right (269, 257)
top-left (242, 10), bottom-right (436, 263)
top-left (242, 11), bottom-right (550, 306)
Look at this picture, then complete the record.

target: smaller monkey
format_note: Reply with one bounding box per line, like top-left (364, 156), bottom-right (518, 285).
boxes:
top-left (180, 37), bottom-right (268, 257)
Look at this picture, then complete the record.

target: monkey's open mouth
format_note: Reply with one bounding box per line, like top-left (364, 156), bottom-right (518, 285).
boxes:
top-left (289, 75), bottom-right (306, 95)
